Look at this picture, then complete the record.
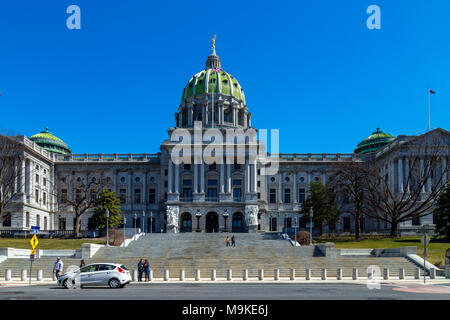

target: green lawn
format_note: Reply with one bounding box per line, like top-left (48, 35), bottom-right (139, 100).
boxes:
top-left (317, 236), bottom-right (450, 267)
top-left (0, 238), bottom-right (105, 250)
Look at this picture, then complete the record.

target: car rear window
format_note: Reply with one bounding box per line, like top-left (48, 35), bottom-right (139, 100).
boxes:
top-left (120, 265), bottom-right (128, 271)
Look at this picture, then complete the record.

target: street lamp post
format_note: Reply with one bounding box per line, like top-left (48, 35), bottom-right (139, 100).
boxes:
top-left (106, 208), bottom-right (110, 247)
top-left (142, 211), bottom-right (146, 234)
top-left (134, 212), bottom-right (137, 239)
top-left (309, 207), bottom-right (313, 246)
top-left (122, 217), bottom-right (126, 247)
top-left (223, 211), bottom-right (229, 232)
top-left (196, 212), bottom-right (202, 232)
top-left (294, 217), bottom-right (297, 246)
top-left (150, 211), bottom-right (153, 234)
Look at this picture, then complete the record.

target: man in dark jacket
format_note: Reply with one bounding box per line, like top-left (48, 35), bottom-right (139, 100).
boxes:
top-left (231, 235), bottom-right (236, 247)
top-left (138, 258), bottom-right (144, 282)
top-left (144, 259), bottom-right (150, 281)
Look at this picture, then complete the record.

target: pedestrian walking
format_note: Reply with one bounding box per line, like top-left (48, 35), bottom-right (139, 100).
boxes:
top-left (53, 257), bottom-right (63, 278)
top-left (226, 236), bottom-right (231, 247)
top-left (144, 259), bottom-right (150, 281)
top-left (79, 259), bottom-right (85, 268)
top-left (231, 235), bottom-right (235, 247)
top-left (138, 258), bottom-right (144, 282)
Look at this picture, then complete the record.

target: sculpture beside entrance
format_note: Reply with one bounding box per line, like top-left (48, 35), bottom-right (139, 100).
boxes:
top-left (245, 205), bottom-right (259, 233)
top-left (166, 205), bottom-right (180, 233)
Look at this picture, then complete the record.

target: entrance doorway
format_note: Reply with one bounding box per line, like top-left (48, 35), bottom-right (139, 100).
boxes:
top-left (232, 212), bottom-right (245, 232)
top-left (270, 217), bottom-right (277, 231)
top-left (205, 212), bottom-right (219, 232)
top-left (180, 212), bottom-right (192, 232)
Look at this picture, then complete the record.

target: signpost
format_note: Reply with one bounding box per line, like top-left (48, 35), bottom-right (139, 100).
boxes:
top-left (421, 233), bottom-right (430, 284)
top-left (29, 229), bottom-right (39, 284)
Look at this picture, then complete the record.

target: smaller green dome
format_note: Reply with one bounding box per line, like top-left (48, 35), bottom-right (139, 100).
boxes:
top-left (354, 128), bottom-right (395, 154)
top-left (29, 128), bottom-right (71, 155)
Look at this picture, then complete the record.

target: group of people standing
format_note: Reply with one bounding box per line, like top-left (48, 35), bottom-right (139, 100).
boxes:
top-left (226, 235), bottom-right (236, 247)
top-left (137, 258), bottom-right (151, 281)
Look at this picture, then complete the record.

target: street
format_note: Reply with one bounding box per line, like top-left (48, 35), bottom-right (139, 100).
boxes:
top-left (0, 282), bottom-right (449, 300)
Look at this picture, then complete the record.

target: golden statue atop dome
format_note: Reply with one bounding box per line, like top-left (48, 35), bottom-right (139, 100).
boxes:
top-left (212, 34), bottom-right (216, 50)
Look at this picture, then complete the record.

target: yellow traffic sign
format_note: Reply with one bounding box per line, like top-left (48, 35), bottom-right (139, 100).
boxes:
top-left (30, 234), bottom-right (39, 249)
top-left (31, 248), bottom-right (36, 255)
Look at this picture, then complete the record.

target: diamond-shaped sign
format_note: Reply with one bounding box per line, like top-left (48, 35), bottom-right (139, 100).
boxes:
top-left (30, 234), bottom-right (39, 249)
top-left (31, 248), bottom-right (36, 255)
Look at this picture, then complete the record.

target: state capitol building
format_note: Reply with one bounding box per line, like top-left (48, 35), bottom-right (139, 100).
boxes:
top-left (2, 43), bottom-right (449, 236)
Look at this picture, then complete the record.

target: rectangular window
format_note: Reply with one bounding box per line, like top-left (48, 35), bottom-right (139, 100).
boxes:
top-left (36, 174), bottom-right (39, 184)
top-left (164, 181), bottom-right (168, 188)
top-left (233, 179), bottom-right (242, 186)
top-left (59, 218), bottom-right (66, 230)
top-left (234, 164), bottom-right (241, 170)
top-left (257, 192), bottom-right (261, 199)
top-left (182, 188), bottom-right (192, 201)
top-left (207, 188), bottom-right (217, 201)
top-left (61, 189), bottom-right (68, 202)
top-left (90, 189), bottom-right (97, 201)
top-left (269, 189), bottom-right (276, 203)
top-left (284, 189), bottom-right (291, 203)
top-left (43, 177), bottom-right (46, 187)
top-left (184, 164), bottom-right (191, 170)
top-left (44, 217), bottom-right (47, 231)
top-left (36, 214), bottom-right (40, 227)
top-left (119, 189), bottom-right (127, 204)
top-left (208, 164), bottom-right (216, 170)
top-left (257, 169), bottom-right (261, 176)
top-left (75, 189), bottom-right (81, 202)
top-left (287, 217), bottom-right (292, 228)
top-left (233, 188), bottom-right (241, 201)
top-left (207, 179), bottom-right (217, 186)
top-left (164, 169), bottom-right (168, 176)
top-left (149, 189), bottom-right (156, 204)
top-left (35, 189), bottom-right (39, 203)
top-left (298, 188), bottom-right (306, 204)
top-left (257, 181), bottom-right (260, 188)
top-left (43, 192), bottom-right (46, 205)
top-left (134, 189), bottom-right (141, 204)
top-left (183, 179), bottom-right (192, 186)
top-left (26, 212), bottom-right (30, 228)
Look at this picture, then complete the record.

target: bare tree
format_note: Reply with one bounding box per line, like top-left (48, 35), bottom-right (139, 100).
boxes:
top-left (363, 133), bottom-right (449, 236)
top-left (0, 134), bottom-right (28, 226)
top-left (53, 167), bottom-right (110, 237)
top-left (328, 161), bottom-right (372, 239)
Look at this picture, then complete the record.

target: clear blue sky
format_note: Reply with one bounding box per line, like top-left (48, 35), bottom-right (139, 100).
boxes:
top-left (1, 0), bottom-right (449, 154)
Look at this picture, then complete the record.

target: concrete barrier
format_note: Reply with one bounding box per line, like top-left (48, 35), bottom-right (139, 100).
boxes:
top-left (180, 270), bottom-right (185, 281)
top-left (164, 269), bottom-right (169, 281)
top-left (415, 268), bottom-right (420, 279)
top-left (383, 268), bottom-right (389, 280)
top-left (5, 269), bottom-right (11, 281)
top-left (399, 268), bottom-right (405, 280)
top-left (243, 269), bottom-right (248, 281)
top-left (352, 268), bottom-right (358, 280)
top-left (195, 269), bottom-right (200, 281)
top-left (211, 269), bottom-right (216, 281)
top-left (290, 269), bottom-right (295, 281)
top-left (149, 270), bottom-right (153, 281)
top-left (227, 269), bottom-right (232, 281)
top-left (337, 268), bottom-right (343, 280)
top-left (321, 269), bottom-right (327, 280)
top-left (37, 270), bottom-right (43, 281)
top-left (274, 269), bottom-right (279, 281)
top-left (258, 269), bottom-right (264, 281)
top-left (430, 268), bottom-right (436, 279)
top-left (132, 269), bottom-right (138, 281)
top-left (305, 268), bottom-right (311, 280)
top-left (22, 269), bottom-right (27, 281)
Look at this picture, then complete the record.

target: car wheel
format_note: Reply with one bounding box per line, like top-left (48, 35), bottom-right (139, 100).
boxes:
top-left (108, 278), bottom-right (121, 289)
top-left (63, 279), bottom-right (74, 289)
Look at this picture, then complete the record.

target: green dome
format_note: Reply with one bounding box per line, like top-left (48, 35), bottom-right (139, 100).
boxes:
top-left (354, 128), bottom-right (395, 154)
top-left (181, 69), bottom-right (246, 104)
top-left (29, 128), bottom-right (71, 155)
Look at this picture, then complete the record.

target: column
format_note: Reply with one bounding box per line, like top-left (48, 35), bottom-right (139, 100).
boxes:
top-left (128, 171), bottom-right (133, 206)
top-left (398, 158), bottom-right (403, 193)
top-left (306, 171), bottom-right (311, 200)
top-left (232, 106), bottom-right (236, 126)
top-left (168, 159), bottom-right (173, 193)
top-left (420, 158), bottom-right (425, 192)
top-left (200, 160), bottom-right (205, 193)
top-left (293, 172), bottom-right (298, 203)
top-left (227, 164), bottom-right (232, 193)
top-left (174, 164), bottom-right (179, 194)
top-left (143, 171), bottom-right (148, 204)
top-left (279, 172), bottom-right (283, 204)
top-left (245, 160), bottom-right (250, 193)
top-left (405, 158), bottom-right (410, 193)
top-left (188, 105), bottom-right (194, 126)
top-left (194, 163), bottom-right (198, 193)
top-left (252, 160), bottom-right (257, 193)
top-left (220, 106), bottom-right (224, 125)
top-left (220, 163), bottom-right (225, 193)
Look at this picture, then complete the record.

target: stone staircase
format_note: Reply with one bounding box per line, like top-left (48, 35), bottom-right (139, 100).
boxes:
top-left (0, 233), bottom-right (421, 279)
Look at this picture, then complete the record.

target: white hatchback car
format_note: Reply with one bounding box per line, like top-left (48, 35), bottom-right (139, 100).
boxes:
top-left (57, 263), bottom-right (131, 289)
